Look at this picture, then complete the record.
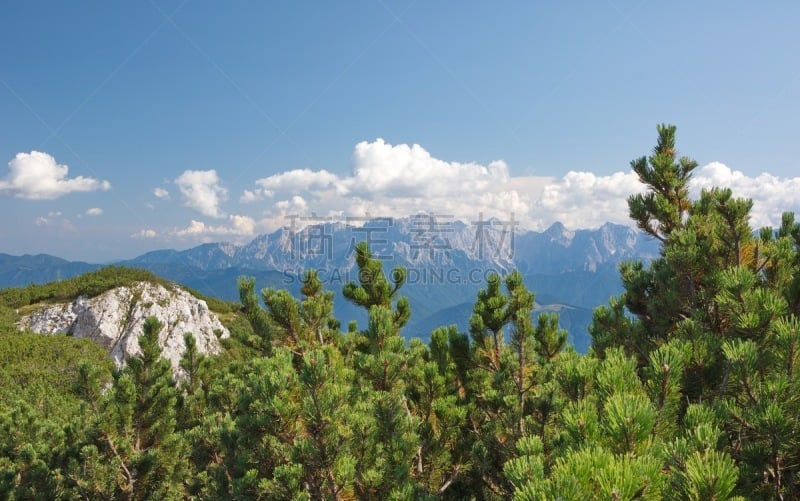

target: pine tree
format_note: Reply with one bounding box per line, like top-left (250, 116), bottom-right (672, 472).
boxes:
top-left (196, 268), bottom-right (364, 498)
top-left (342, 242), bottom-right (418, 498)
top-left (177, 332), bottom-right (212, 432)
top-left (591, 123), bottom-right (800, 497)
top-left (627, 123), bottom-right (696, 243)
top-left (71, 316), bottom-right (187, 499)
top-left (292, 346), bottom-right (356, 499)
top-left (465, 271), bottom-right (567, 497)
top-left (261, 269), bottom-right (341, 353)
top-left (238, 276), bottom-right (276, 354)
top-left (342, 241), bottom-right (410, 332)
top-left (405, 327), bottom-right (470, 496)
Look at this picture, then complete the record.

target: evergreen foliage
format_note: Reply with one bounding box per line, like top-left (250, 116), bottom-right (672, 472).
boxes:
top-left (2, 124), bottom-right (799, 498)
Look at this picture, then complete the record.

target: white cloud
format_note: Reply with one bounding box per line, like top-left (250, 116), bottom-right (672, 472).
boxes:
top-left (175, 169), bottom-right (227, 218)
top-left (242, 169), bottom-right (339, 203)
top-left (228, 214), bottom-right (257, 235)
top-left (85, 207), bottom-right (103, 216)
top-left (219, 141), bottom-right (800, 239)
top-left (264, 169), bottom-right (336, 194)
top-left (35, 211), bottom-right (64, 227)
top-left (275, 195), bottom-right (308, 213)
top-left (537, 170), bottom-right (646, 228)
top-left (344, 139), bottom-right (509, 198)
top-left (240, 189), bottom-right (260, 203)
top-left (690, 162), bottom-right (800, 229)
top-left (132, 228), bottom-right (158, 239)
top-left (243, 139), bottom-right (534, 229)
top-left (534, 162), bottom-right (800, 230)
top-left (0, 151), bottom-right (110, 199)
top-left (172, 215), bottom-right (261, 241)
top-left (174, 220), bottom-right (207, 236)
top-left (153, 187), bottom-right (170, 199)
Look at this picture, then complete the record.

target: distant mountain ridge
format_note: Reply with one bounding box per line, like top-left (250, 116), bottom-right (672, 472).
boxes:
top-left (0, 219), bottom-right (660, 352)
top-left (125, 219), bottom-right (657, 274)
top-left (0, 253), bottom-right (97, 287)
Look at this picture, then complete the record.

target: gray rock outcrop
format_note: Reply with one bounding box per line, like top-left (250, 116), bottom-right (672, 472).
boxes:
top-left (17, 281), bottom-right (229, 375)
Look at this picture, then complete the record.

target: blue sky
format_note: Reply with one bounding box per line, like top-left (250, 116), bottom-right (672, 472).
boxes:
top-left (2, 1), bottom-right (799, 261)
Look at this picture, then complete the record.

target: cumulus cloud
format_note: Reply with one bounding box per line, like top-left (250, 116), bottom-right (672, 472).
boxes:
top-left (132, 228), bottom-right (158, 239)
top-left (537, 171), bottom-right (646, 228)
top-left (240, 139), bottom-right (800, 233)
top-left (244, 139), bottom-right (535, 230)
top-left (239, 189), bottom-right (260, 203)
top-left (241, 169), bottom-right (340, 203)
top-left (534, 162), bottom-right (800, 230)
top-left (175, 169), bottom-right (227, 218)
top-left (0, 151), bottom-right (110, 200)
top-left (268, 169), bottom-right (335, 195)
top-left (275, 195), bottom-right (309, 214)
top-left (173, 220), bottom-right (207, 236)
top-left (85, 207), bottom-right (103, 216)
top-left (690, 162), bottom-right (800, 229)
top-left (153, 187), bottom-right (170, 199)
top-left (345, 139), bottom-right (509, 198)
top-left (171, 215), bottom-right (261, 241)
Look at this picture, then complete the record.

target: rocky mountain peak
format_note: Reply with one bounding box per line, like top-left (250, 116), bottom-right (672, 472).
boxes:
top-left (17, 281), bottom-right (229, 376)
top-left (544, 222), bottom-right (575, 246)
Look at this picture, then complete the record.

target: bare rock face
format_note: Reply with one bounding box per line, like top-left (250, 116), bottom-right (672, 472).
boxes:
top-left (17, 282), bottom-right (229, 375)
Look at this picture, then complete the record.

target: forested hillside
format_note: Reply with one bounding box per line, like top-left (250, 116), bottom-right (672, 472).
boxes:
top-left (2, 125), bottom-right (800, 499)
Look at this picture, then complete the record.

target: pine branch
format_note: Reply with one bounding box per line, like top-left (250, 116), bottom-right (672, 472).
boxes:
top-left (402, 396), bottom-right (423, 474)
top-left (104, 433), bottom-right (135, 492)
top-left (435, 464), bottom-right (461, 496)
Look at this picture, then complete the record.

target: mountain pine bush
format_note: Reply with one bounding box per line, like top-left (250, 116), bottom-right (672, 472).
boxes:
top-left (1, 125), bottom-right (798, 498)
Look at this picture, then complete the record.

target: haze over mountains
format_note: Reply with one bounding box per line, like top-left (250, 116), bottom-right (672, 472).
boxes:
top-left (0, 218), bottom-right (659, 352)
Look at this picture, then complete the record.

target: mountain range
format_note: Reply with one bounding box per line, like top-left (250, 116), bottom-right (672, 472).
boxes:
top-left (0, 219), bottom-right (660, 352)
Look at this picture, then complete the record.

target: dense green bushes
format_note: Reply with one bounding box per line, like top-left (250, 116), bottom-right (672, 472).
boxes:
top-left (2, 125), bottom-right (800, 498)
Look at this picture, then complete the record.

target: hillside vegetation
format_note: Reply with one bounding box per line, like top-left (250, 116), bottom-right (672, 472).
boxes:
top-left (2, 125), bottom-right (800, 499)
top-left (0, 265), bottom-right (239, 326)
